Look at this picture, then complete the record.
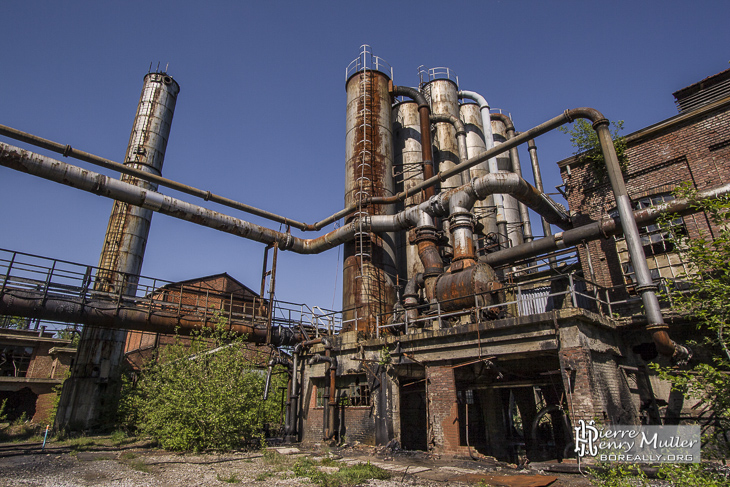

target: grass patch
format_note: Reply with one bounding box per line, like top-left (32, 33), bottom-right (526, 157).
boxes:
top-left (255, 471), bottom-right (275, 481)
top-left (127, 459), bottom-right (150, 473)
top-left (120, 451), bottom-right (138, 460)
top-left (293, 458), bottom-right (390, 487)
top-left (217, 472), bottom-right (241, 483)
top-left (262, 449), bottom-right (297, 471)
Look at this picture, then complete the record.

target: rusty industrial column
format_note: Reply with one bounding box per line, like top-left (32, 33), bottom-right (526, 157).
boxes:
top-left (424, 73), bottom-right (462, 259)
top-left (392, 100), bottom-right (425, 282)
top-left (56, 72), bottom-right (180, 430)
top-left (459, 102), bottom-right (498, 252)
top-left (342, 46), bottom-right (397, 333)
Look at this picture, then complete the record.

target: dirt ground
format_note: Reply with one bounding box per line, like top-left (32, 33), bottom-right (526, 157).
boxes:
top-left (0, 437), bottom-right (595, 487)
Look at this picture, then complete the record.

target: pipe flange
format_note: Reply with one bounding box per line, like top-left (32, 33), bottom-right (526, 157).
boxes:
top-left (449, 211), bottom-right (476, 230)
top-left (279, 232), bottom-right (294, 251)
top-left (592, 118), bottom-right (610, 130)
top-left (645, 323), bottom-right (670, 332)
top-left (412, 226), bottom-right (438, 244)
top-left (635, 283), bottom-right (658, 293)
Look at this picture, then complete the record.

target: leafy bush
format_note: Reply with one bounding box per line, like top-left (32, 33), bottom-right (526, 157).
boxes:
top-left (559, 119), bottom-right (628, 184)
top-left (652, 185), bottom-right (730, 457)
top-left (121, 320), bottom-right (286, 452)
top-left (657, 463), bottom-right (729, 486)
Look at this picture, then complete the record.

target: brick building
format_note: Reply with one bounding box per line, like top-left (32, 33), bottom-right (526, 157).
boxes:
top-left (124, 273), bottom-right (268, 370)
top-left (560, 67), bottom-right (730, 301)
top-left (0, 328), bottom-right (75, 424)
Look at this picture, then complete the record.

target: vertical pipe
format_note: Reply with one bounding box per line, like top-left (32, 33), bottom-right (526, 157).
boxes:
top-left (458, 90), bottom-right (506, 246)
top-left (527, 139), bottom-right (553, 239)
top-left (56, 72), bottom-right (179, 431)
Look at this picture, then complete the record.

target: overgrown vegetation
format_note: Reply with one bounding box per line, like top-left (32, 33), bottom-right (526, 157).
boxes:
top-left (0, 315), bottom-right (30, 329)
top-left (293, 457), bottom-right (391, 487)
top-left (118, 318), bottom-right (287, 452)
top-left (559, 119), bottom-right (628, 183)
top-left (651, 184), bottom-right (730, 457)
top-left (589, 462), bottom-right (729, 487)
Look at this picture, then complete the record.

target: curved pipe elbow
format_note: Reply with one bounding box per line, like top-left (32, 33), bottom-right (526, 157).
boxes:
top-left (650, 327), bottom-right (692, 363)
top-left (430, 113), bottom-right (466, 136)
top-left (490, 112), bottom-right (515, 132)
top-left (458, 90), bottom-right (489, 109)
top-left (566, 107), bottom-right (608, 127)
top-left (403, 273), bottom-right (425, 299)
top-left (390, 84), bottom-right (429, 109)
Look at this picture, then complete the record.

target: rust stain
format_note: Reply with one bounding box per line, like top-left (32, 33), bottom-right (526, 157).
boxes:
top-left (453, 474), bottom-right (558, 487)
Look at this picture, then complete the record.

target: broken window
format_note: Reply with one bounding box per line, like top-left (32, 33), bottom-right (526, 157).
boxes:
top-left (0, 345), bottom-right (34, 377)
top-left (611, 193), bottom-right (691, 291)
top-left (315, 375), bottom-right (371, 407)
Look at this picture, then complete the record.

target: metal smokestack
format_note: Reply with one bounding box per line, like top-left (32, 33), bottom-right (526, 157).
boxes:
top-left (56, 72), bottom-right (180, 430)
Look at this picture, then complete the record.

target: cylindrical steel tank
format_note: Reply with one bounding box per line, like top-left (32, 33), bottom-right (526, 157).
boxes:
top-left (56, 72), bottom-right (180, 430)
top-left (491, 117), bottom-right (524, 248)
top-left (424, 75), bottom-right (461, 261)
top-left (425, 78), bottom-right (462, 192)
top-left (392, 100), bottom-right (424, 282)
top-left (460, 102), bottom-right (498, 249)
top-left (434, 263), bottom-right (500, 312)
top-left (343, 50), bottom-right (397, 333)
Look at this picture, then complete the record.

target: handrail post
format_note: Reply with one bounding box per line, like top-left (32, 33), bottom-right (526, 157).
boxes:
top-left (568, 273), bottom-right (578, 308)
top-left (1, 251), bottom-right (16, 295)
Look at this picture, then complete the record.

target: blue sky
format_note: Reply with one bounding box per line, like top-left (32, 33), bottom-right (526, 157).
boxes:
top-left (1, 1), bottom-right (728, 311)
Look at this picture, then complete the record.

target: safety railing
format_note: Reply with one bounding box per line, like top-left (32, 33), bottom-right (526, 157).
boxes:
top-left (0, 248), bottom-right (338, 338)
top-left (345, 44), bottom-right (393, 81)
top-left (376, 267), bottom-right (679, 336)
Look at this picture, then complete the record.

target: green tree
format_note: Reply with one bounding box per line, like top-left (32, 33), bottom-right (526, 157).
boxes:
top-left (121, 320), bottom-right (287, 452)
top-left (559, 119), bottom-right (628, 183)
top-left (0, 316), bottom-right (30, 329)
top-left (653, 184), bottom-right (730, 458)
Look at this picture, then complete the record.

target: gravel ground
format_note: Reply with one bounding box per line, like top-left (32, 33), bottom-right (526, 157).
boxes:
top-left (0, 440), bottom-right (594, 487)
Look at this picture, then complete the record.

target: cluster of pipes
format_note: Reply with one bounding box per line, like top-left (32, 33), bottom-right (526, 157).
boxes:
top-left (0, 48), bottom-right (708, 437)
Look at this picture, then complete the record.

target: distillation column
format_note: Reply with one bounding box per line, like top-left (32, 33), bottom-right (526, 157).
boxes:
top-left (459, 102), bottom-right (498, 252)
top-left (342, 50), bottom-right (397, 333)
top-left (424, 75), bottom-right (462, 259)
top-left (392, 100), bottom-right (424, 281)
top-left (56, 72), bottom-right (180, 429)
top-left (491, 116), bottom-right (524, 247)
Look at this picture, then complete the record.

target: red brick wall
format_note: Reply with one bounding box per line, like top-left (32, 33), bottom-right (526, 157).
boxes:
top-left (301, 383), bottom-right (376, 445)
top-left (426, 365), bottom-right (470, 454)
top-left (561, 104), bottom-right (730, 292)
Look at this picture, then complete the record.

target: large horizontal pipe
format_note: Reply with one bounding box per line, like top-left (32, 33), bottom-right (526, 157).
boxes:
top-left (0, 288), bottom-right (301, 346)
top-left (369, 110), bottom-right (576, 205)
top-left (0, 123), bottom-right (315, 231)
top-left (0, 142), bottom-right (569, 253)
top-left (485, 182), bottom-right (730, 267)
